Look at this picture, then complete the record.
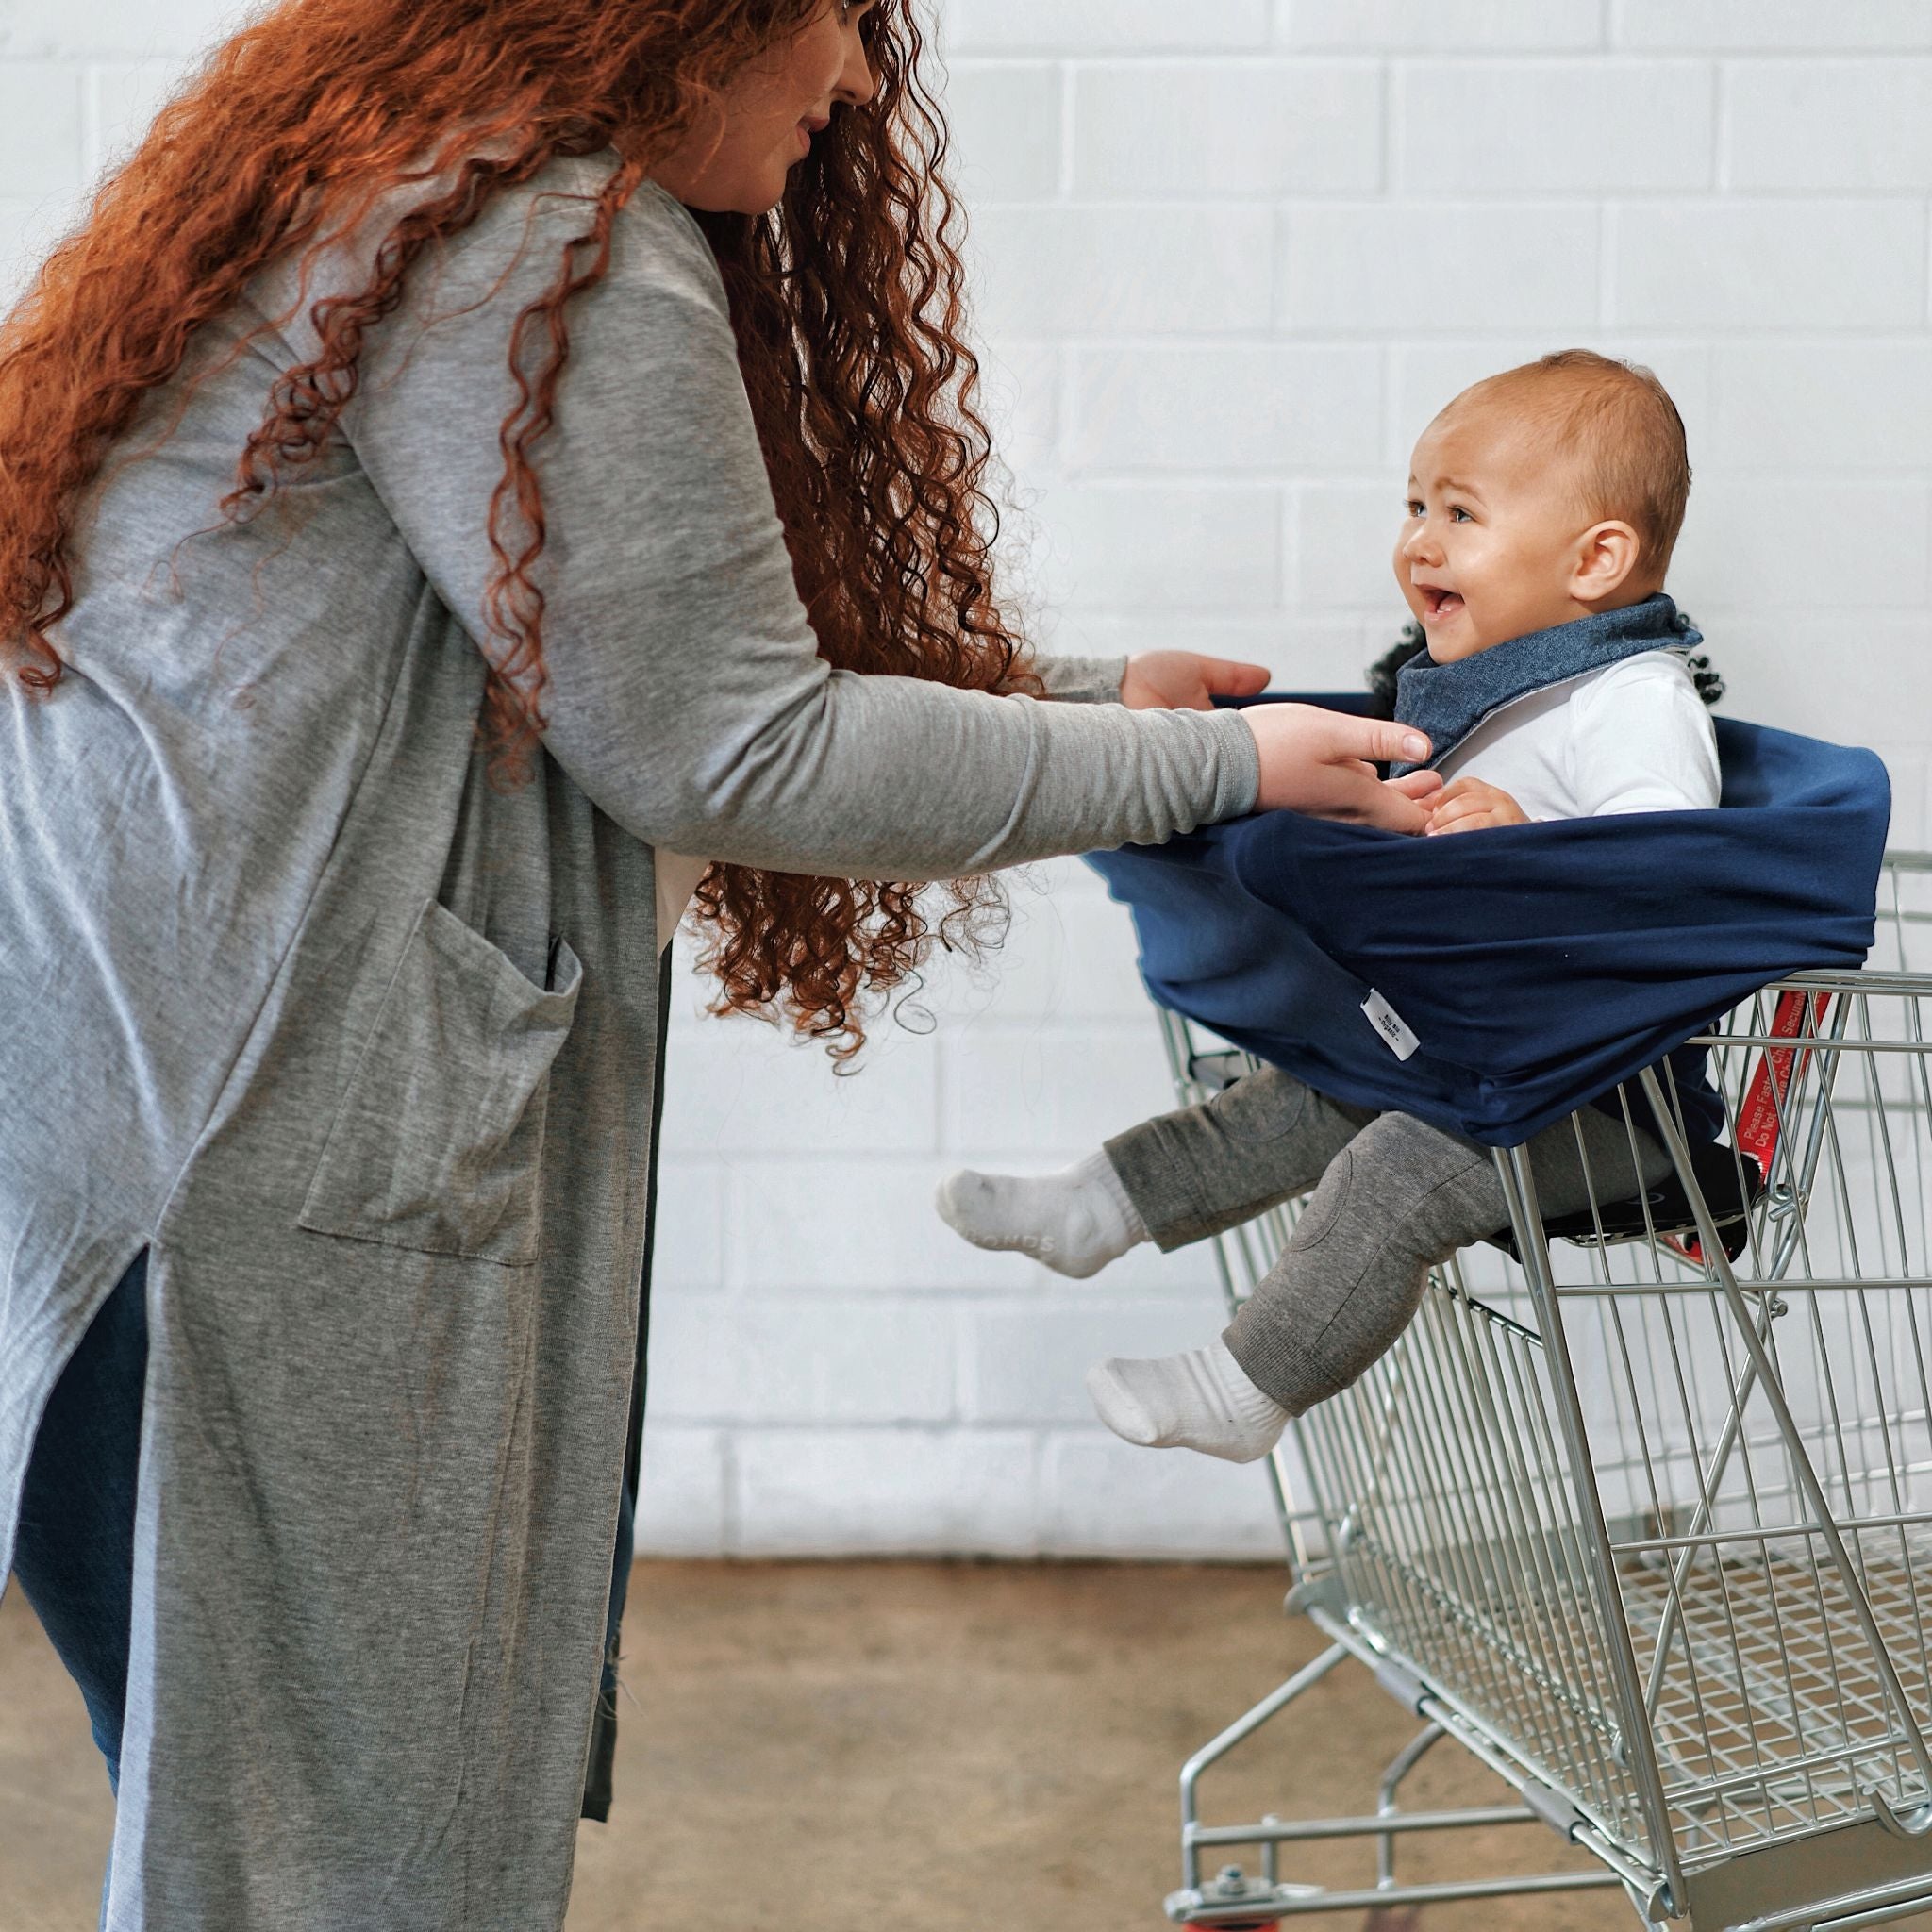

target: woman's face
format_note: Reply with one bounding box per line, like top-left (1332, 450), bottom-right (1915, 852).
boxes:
top-left (651, 2), bottom-right (877, 214)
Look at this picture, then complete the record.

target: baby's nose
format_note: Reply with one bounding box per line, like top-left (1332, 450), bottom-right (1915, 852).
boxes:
top-left (1402, 524), bottom-right (1438, 562)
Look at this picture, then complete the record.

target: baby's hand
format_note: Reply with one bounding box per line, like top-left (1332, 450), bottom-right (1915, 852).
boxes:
top-left (1424, 776), bottom-right (1529, 836)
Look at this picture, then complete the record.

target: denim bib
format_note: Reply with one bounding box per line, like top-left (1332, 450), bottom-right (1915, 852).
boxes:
top-left (1389, 593), bottom-right (1702, 777)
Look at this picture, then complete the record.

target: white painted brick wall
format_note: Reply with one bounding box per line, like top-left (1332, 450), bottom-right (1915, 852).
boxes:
top-left (1071, 61), bottom-right (1384, 196)
top-left (1608, 202), bottom-right (1928, 329)
top-left (7, 3), bottom-right (1931, 1560)
top-left (1280, 203), bottom-right (1602, 330)
top-left (1391, 61), bottom-right (1715, 193)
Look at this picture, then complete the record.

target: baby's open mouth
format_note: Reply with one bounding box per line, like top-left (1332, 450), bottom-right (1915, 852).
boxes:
top-left (1419, 586), bottom-right (1465, 622)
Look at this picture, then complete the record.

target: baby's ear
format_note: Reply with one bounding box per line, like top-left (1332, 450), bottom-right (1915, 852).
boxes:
top-left (1573, 519), bottom-right (1641, 601)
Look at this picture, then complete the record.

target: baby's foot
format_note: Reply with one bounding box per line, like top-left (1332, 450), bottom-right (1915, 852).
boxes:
top-left (1086, 1340), bottom-right (1288, 1464)
top-left (934, 1151), bottom-right (1146, 1280)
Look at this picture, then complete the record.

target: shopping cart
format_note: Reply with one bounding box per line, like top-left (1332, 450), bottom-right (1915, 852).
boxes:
top-left (1160, 853), bottom-right (1932, 1932)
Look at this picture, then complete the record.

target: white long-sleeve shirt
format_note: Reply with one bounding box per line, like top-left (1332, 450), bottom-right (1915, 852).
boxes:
top-left (1436, 646), bottom-right (1721, 821)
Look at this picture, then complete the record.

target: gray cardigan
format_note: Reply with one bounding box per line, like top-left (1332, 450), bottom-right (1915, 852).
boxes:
top-left (0, 159), bottom-right (1257, 1930)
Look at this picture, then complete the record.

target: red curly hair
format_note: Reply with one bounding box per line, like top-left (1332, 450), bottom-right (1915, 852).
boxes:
top-left (0, 0), bottom-right (1036, 1058)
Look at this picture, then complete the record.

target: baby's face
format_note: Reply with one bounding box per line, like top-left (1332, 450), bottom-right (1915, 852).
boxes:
top-left (1392, 407), bottom-right (1602, 662)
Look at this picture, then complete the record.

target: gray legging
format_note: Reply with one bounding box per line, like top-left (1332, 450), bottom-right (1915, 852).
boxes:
top-left (1104, 1067), bottom-right (1671, 1416)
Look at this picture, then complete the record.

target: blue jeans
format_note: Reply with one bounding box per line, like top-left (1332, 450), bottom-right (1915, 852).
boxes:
top-left (11, 1250), bottom-right (148, 1796)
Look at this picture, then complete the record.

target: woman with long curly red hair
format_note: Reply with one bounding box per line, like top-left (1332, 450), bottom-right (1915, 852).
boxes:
top-left (0, 1), bottom-right (1434, 1922)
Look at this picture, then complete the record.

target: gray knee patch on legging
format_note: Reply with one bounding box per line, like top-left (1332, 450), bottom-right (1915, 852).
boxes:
top-left (1225, 1114), bottom-right (1502, 1414)
top-left (1224, 1106), bottom-right (1672, 1416)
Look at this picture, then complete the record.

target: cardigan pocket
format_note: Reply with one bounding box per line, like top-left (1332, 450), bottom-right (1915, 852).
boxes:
top-left (298, 898), bottom-right (583, 1266)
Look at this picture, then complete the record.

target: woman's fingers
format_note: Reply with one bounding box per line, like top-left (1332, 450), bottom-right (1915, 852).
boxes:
top-left (1120, 649), bottom-right (1274, 710)
top-left (1337, 713), bottom-right (1432, 769)
top-left (1324, 770), bottom-right (1435, 833)
top-left (1245, 705), bottom-right (1432, 816)
top-left (1386, 769), bottom-right (1444, 802)
top-left (1283, 763), bottom-right (1436, 834)
top-left (1206, 657), bottom-right (1274, 697)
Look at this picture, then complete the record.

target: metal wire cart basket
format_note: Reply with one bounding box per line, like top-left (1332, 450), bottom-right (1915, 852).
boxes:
top-left (1161, 853), bottom-right (1932, 1932)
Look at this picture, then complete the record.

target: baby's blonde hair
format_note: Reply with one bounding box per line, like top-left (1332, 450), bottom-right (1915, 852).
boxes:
top-left (1442, 349), bottom-right (1692, 583)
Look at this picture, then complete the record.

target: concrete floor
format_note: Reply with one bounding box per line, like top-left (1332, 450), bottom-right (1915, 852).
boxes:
top-left (0, 1559), bottom-right (1913, 1931)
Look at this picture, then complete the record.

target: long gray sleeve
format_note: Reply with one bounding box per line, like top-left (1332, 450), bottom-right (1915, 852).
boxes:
top-left (1036, 654), bottom-right (1127, 704)
top-left (316, 159), bottom-right (1255, 878)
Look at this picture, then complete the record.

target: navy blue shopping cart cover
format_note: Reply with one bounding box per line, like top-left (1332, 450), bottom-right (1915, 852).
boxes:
top-left (1084, 711), bottom-right (1890, 1149)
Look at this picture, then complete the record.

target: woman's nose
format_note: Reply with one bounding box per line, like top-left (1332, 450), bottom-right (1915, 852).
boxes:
top-left (836, 32), bottom-right (877, 108)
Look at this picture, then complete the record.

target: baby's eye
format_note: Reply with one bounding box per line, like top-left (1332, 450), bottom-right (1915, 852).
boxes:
top-left (1405, 499), bottom-right (1424, 518)
top-left (1447, 505), bottom-right (1473, 523)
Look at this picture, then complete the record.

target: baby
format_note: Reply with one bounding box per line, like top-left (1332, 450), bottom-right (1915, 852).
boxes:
top-left (937, 350), bottom-right (1722, 1463)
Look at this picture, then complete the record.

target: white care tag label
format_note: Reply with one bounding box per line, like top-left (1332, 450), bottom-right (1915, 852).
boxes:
top-left (1361, 989), bottom-right (1421, 1062)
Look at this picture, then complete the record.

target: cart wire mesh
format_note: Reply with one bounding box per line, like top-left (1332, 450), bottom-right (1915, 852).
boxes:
top-left (1163, 853), bottom-right (1932, 1928)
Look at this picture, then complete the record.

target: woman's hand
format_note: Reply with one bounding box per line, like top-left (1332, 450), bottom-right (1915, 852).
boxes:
top-left (1424, 776), bottom-right (1529, 836)
top-left (1121, 658), bottom-right (1440, 832)
top-left (1120, 650), bottom-right (1272, 711)
top-left (1244, 705), bottom-right (1440, 833)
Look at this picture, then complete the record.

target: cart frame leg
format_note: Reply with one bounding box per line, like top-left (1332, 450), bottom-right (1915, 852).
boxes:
top-left (1168, 1621), bottom-right (1641, 1926)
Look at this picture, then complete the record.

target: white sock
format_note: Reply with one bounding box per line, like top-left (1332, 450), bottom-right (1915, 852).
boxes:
top-left (934, 1150), bottom-right (1148, 1280)
top-left (1086, 1338), bottom-right (1289, 1464)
